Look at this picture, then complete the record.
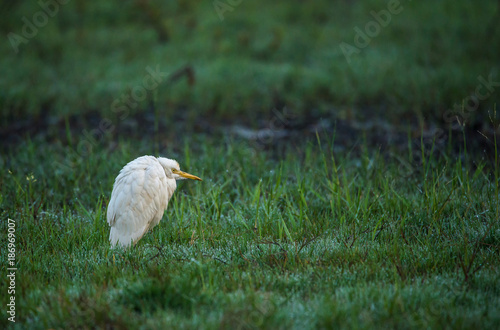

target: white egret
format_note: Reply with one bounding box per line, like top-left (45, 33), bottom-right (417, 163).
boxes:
top-left (107, 156), bottom-right (202, 248)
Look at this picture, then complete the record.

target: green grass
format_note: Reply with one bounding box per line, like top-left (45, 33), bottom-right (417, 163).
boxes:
top-left (1, 0), bottom-right (499, 123)
top-left (1, 0), bottom-right (500, 328)
top-left (1, 130), bottom-right (499, 329)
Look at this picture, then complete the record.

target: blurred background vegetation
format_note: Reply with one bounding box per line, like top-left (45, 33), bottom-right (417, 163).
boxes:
top-left (1, 0), bottom-right (499, 141)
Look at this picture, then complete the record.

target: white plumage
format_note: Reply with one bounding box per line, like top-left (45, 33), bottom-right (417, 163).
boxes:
top-left (107, 156), bottom-right (202, 248)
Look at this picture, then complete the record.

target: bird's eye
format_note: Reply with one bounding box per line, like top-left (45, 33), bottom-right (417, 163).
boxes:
top-left (172, 169), bottom-right (178, 173)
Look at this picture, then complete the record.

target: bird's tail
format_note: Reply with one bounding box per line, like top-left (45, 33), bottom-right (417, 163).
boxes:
top-left (109, 227), bottom-right (132, 248)
top-left (109, 225), bottom-right (149, 248)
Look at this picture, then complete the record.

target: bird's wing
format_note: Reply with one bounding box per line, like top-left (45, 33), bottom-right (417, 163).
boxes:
top-left (107, 157), bottom-right (169, 247)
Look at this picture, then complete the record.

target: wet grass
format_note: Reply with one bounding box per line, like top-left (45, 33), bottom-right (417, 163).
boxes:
top-left (1, 130), bottom-right (499, 329)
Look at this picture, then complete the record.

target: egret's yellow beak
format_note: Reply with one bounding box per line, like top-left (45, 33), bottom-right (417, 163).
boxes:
top-left (178, 171), bottom-right (202, 181)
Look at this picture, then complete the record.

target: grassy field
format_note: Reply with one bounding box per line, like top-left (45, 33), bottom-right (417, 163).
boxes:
top-left (1, 130), bottom-right (500, 328)
top-left (1, 0), bottom-right (500, 328)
